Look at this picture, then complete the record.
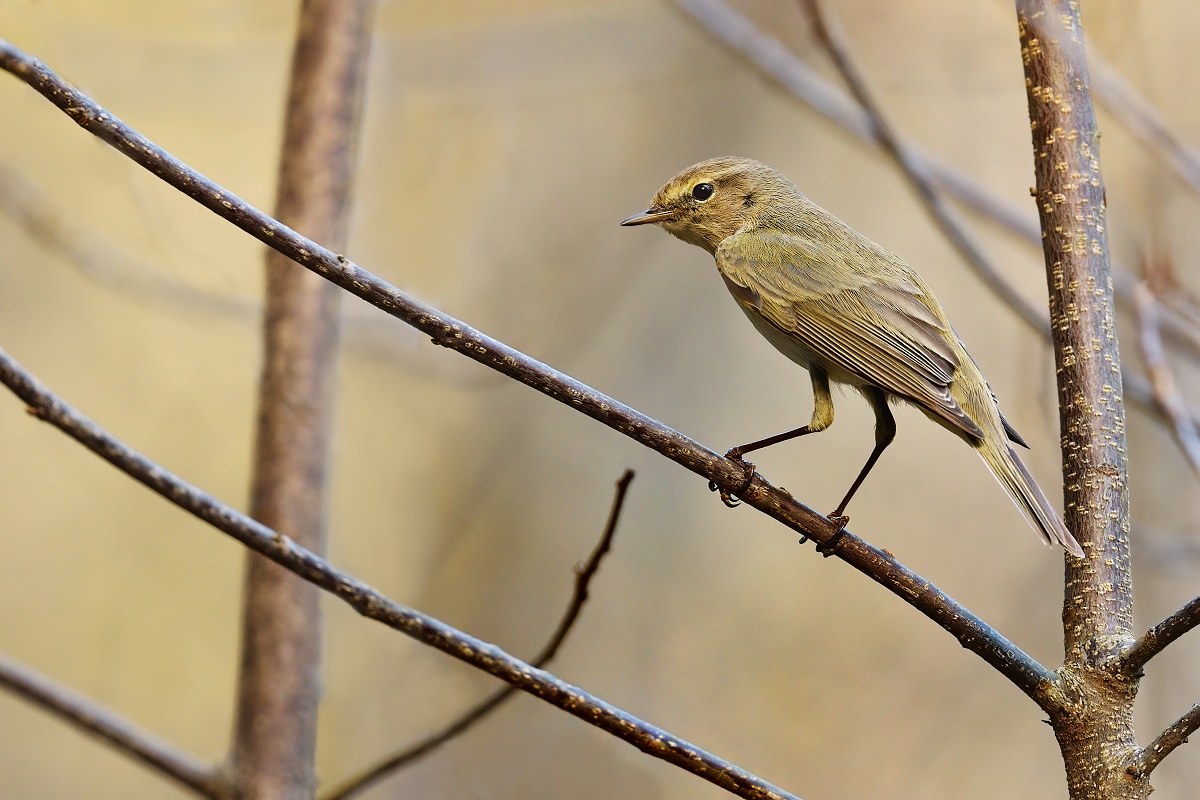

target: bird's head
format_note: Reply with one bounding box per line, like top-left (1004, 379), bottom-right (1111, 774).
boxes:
top-left (621, 157), bottom-right (800, 253)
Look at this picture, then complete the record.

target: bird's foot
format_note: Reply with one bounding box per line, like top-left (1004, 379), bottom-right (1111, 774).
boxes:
top-left (816, 514), bottom-right (850, 557)
top-left (708, 450), bottom-right (756, 508)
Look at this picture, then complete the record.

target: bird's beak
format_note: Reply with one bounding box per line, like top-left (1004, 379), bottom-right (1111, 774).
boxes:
top-left (620, 206), bottom-right (677, 226)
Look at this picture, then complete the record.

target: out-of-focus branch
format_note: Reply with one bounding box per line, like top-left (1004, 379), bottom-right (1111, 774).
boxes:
top-left (1133, 279), bottom-right (1200, 477)
top-left (1091, 56), bottom-right (1200, 194)
top-left (1128, 703), bottom-right (1200, 779)
top-left (228, 2), bottom-right (375, 795)
top-left (0, 351), bottom-right (798, 800)
top-left (1116, 595), bottom-right (1200, 678)
top-left (798, 0), bottom-right (1045, 335)
top-left (322, 470), bottom-right (634, 800)
top-left (0, 653), bottom-right (222, 797)
top-left (0, 40), bottom-right (1065, 708)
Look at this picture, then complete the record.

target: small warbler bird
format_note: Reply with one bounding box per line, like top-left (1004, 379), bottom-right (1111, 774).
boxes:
top-left (622, 156), bottom-right (1082, 557)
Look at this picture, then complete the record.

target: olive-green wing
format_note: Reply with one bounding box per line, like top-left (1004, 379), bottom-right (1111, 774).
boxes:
top-left (717, 228), bottom-right (984, 440)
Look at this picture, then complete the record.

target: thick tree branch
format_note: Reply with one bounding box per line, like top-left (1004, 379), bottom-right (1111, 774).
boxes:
top-left (0, 351), bottom-right (798, 800)
top-left (799, 0), bottom-right (1046, 335)
top-left (230, 1), bottom-right (375, 795)
top-left (0, 40), bottom-right (1063, 708)
top-left (322, 470), bottom-right (634, 800)
top-left (0, 653), bottom-right (222, 797)
top-left (1116, 595), bottom-right (1200, 678)
top-left (1128, 702), bottom-right (1200, 778)
top-left (1016, 3), bottom-right (1137, 795)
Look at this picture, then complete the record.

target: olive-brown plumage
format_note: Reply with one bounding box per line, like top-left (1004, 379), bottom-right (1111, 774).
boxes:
top-left (622, 156), bottom-right (1082, 557)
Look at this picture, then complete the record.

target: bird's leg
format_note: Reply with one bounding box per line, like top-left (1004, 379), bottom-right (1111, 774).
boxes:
top-left (711, 369), bottom-right (834, 508)
top-left (821, 388), bottom-right (896, 554)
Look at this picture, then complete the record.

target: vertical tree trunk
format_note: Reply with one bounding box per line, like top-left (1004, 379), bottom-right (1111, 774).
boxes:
top-left (228, 1), bottom-right (375, 797)
top-left (1014, 3), bottom-right (1140, 798)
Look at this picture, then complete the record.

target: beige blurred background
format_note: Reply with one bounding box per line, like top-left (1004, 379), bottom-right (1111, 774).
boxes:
top-left (1, 0), bottom-right (1198, 797)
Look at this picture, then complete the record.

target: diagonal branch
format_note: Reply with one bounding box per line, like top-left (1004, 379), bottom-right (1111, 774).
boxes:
top-left (0, 350), bottom-right (797, 800)
top-left (798, 0), bottom-right (1046, 335)
top-left (0, 653), bottom-right (222, 797)
top-left (1115, 595), bottom-right (1200, 678)
top-left (0, 39), bottom-right (1063, 709)
top-left (1133, 280), bottom-right (1200, 478)
top-left (1127, 702), bottom-right (1200, 778)
top-left (321, 470), bottom-right (634, 800)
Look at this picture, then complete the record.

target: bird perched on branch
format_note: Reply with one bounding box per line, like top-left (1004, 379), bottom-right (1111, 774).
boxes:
top-left (622, 156), bottom-right (1082, 558)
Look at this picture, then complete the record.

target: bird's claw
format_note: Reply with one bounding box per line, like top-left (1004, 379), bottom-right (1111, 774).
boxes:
top-left (709, 453), bottom-right (756, 508)
top-left (816, 514), bottom-right (850, 557)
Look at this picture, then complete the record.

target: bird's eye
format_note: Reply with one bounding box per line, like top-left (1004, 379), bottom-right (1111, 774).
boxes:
top-left (691, 182), bottom-right (714, 202)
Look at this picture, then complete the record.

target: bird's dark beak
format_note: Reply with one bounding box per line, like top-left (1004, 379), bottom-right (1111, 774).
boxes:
top-left (620, 206), bottom-right (677, 226)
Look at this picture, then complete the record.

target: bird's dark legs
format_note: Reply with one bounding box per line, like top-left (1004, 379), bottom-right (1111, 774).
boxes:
top-left (711, 368), bottom-right (834, 507)
top-left (818, 388), bottom-right (896, 555)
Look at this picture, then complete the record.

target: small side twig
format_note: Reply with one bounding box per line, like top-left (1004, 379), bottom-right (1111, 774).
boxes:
top-left (0, 653), bottom-right (222, 797)
top-left (1127, 702), bottom-right (1200, 778)
top-left (0, 349), bottom-right (797, 800)
top-left (798, 0), bottom-right (1047, 335)
top-left (1133, 277), bottom-right (1200, 478)
top-left (321, 470), bottom-right (634, 800)
top-left (1116, 595), bottom-right (1200, 678)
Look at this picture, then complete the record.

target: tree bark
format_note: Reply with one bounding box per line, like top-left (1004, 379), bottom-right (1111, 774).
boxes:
top-left (229, 1), bottom-right (375, 797)
top-left (1015, 3), bottom-right (1140, 798)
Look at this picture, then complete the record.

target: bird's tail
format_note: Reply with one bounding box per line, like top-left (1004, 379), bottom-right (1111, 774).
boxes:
top-left (977, 442), bottom-right (1084, 558)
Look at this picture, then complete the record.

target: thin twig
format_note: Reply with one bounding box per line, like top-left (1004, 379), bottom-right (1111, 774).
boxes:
top-left (0, 40), bottom-right (1064, 708)
top-left (0, 653), bottom-right (223, 797)
top-left (1116, 595), bottom-right (1200, 678)
top-left (1128, 702), bottom-right (1200, 778)
top-left (1133, 280), bottom-right (1200, 478)
top-left (799, 0), bottom-right (1046, 335)
top-left (0, 351), bottom-right (797, 800)
top-left (321, 470), bottom-right (635, 800)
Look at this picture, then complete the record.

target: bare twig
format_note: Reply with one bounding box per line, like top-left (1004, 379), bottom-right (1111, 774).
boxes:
top-left (799, 0), bottom-right (1046, 335)
top-left (1128, 702), bottom-right (1200, 778)
top-left (0, 40), bottom-right (1064, 708)
top-left (0, 653), bottom-right (222, 797)
top-left (1133, 280), bottom-right (1200, 477)
top-left (0, 351), bottom-right (797, 800)
top-left (1116, 595), bottom-right (1200, 678)
top-left (322, 470), bottom-right (635, 800)
top-left (229, 1), bottom-right (375, 795)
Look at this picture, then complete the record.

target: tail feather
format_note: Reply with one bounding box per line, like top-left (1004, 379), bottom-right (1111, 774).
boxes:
top-left (978, 443), bottom-right (1084, 558)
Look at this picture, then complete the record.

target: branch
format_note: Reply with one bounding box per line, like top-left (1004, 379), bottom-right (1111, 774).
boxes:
top-left (0, 39), bottom-right (1062, 708)
top-left (1016, 1), bottom-right (1130, 659)
top-left (0, 351), bottom-right (798, 800)
top-left (1091, 55), bottom-right (1200, 195)
top-left (321, 470), bottom-right (634, 800)
top-left (229, 1), bottom-right (375, 794)
top-left (1133, 280), bottom-right (1200, 478)
top-left (798, 0), bottom-right (1046, 335)
top-left (1116, 595), bottom-right (1200, 678)
top-left (0, 653), bottom-right (222, 797)
top-left (1128, 702), bottom-right (1200, 778)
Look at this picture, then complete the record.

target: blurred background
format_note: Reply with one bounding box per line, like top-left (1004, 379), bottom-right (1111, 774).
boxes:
top-left (1, 0), bottom-right (1198, 797)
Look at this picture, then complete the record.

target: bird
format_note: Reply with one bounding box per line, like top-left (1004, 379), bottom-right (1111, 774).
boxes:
top-left (621, 156), bottom-right (1083, 557)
